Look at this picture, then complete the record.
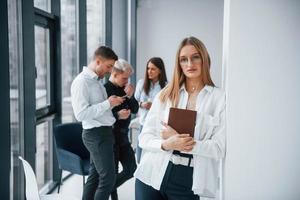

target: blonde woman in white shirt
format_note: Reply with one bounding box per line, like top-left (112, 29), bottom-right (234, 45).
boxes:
top-left (134, 36), bottom-right (226, 200)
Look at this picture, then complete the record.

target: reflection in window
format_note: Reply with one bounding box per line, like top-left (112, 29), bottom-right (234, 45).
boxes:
top-left (87, 0), bottom-right (104, 61)
top-left (35, 26), bottom-right (51, 109)
top-left (8, 0), bottom-right (23, 199)
top-left (61, 0), bottom-right (78, 122)
top-left (36, 121), bottom-right (52, 189)
top-left (34, 0), bottom-right (51, 12)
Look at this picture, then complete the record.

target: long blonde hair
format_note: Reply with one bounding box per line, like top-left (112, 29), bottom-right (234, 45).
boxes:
top-left (159, 36), bottom-right (215, 107)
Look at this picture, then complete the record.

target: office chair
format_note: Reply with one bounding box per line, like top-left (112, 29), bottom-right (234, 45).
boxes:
top-left (19, 156), bottom-right (79, 200)
top-left (53, 122), bottom-right (90, 193)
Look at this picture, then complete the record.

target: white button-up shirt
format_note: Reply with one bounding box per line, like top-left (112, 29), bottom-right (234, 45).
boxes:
top-left (71, 67), bottom-right (115, 129)
top-left (134, 85), bottom-right (226, 198)
top-left (134, 79), bottom-right (165, 125)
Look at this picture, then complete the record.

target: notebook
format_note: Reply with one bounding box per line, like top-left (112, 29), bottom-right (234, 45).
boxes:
top-left (167, 107), bottom-right (197, 137)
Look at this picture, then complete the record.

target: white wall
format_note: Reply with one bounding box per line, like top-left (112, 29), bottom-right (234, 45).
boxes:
top-left (136, 0), bottom-right (224, 86)
top-left (224, 0), bottom-right (300, 199)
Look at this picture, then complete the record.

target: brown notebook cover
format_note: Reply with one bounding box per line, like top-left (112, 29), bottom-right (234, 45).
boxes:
top-left (167, 107), bottom-right (197, 137)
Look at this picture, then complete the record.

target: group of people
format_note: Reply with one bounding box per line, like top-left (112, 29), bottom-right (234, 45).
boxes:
top-left (71, 36), bottom-right (226, 200)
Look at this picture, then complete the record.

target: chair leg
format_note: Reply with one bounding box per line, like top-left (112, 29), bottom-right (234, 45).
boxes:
top-left (58, 169), bottom-right (62, 193)
top-left (82, 175), bottom-right (85, 189)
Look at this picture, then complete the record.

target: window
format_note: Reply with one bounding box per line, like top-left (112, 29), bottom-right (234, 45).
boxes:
top-left (34, 0), bottom-right (51, 12)
top-left (8, 0), bottom-right (23, 199)
top-left (34, 5), bottom-right (57, 191)
top-left (61, 0), bottom-right (79, 123)
top-left (35, 25), bottom-right (51, 110)
top-left (35, 121), bottom-right (52, 188)
top-left (87, 0), bottom-right (104, 61)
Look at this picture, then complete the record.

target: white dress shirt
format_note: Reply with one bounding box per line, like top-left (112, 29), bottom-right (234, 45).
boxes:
top-left (134, 85), bottom-right (226, 198)
top-left (71, 67), bottom-right (116, 129)
top-left (134, 79), bottom-right (165, 125)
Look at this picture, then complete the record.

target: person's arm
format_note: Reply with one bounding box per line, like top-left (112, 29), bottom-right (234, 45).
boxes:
top-left (112, 109), bottom-right (119, 120)
top-left (127, 96), bottom-right (139, 114)
top-left (134, 79), bottom-right (143, 103)
top-left (71, 80), bottom-right (110, 121)
top-left (183, 92), bottom-right (226, 160)
top-left (138, 93), bottom-right (166, 152)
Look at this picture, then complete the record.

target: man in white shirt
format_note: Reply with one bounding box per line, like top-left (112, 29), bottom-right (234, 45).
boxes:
top-left (71, 46), bottom-right (124, 200)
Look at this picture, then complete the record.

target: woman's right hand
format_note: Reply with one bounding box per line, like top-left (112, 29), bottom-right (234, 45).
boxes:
top-left (161, 134), bottom-right (195, 152)
top-left (160, 122), bottom-right (177, 139)
top-left (141, 102), bottom-right (152, 110)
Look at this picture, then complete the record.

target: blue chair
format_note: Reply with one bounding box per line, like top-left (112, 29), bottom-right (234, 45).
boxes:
top-left (54, 122), bottom-right (90, 193)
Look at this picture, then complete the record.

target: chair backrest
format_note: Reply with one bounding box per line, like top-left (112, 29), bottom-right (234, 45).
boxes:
top-left (18, 156), bottom-right (41, 200)
top-left (54, 122), bottom-right (89, 159)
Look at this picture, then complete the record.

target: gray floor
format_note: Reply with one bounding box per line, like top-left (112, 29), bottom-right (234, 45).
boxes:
top-left (54, 171), bottom-right (135, 200)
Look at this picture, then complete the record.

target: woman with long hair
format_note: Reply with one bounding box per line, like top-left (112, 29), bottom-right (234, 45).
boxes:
top-left (134, 57), bottom-right (168, 163)
top-left (134, 37), bottom-right (226, 200)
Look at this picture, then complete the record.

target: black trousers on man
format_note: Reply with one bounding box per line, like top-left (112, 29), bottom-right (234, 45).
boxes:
top-left (111, 128), bottom-right (137, 200)
top-left (82, 126), bottom-right (115, 200)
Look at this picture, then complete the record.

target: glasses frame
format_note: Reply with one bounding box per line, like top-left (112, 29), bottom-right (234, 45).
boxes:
top-left (179, 54), bottom-right (202, 67)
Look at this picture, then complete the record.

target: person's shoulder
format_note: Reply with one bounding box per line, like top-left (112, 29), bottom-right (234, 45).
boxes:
top-left (71, 73), bottom-right (88, 92)
top-left (209, 86), bottom-right (226, 106)
top-left (104, 80), bottom-right (112, 88)
top-left (211, 86), bottom-right (225, 96)
top-left (71, 73), bottom-right (84, 85)
top-left (136, 79), bottom-right (144, 89)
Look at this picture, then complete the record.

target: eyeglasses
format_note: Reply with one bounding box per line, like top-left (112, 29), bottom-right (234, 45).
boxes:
top-left (179, 55), bottom-right (202, 66)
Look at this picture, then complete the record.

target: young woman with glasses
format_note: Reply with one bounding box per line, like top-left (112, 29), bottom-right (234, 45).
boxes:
top-left (134, 37), bottom-right (226, 200)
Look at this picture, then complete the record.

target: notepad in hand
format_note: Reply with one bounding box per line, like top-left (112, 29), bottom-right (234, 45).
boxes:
top-left (167, 107), bottom-right (197, 137)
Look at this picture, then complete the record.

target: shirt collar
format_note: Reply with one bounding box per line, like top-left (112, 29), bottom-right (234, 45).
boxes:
top-left (82, 66), bottom-right (100, 80)
top-left (150, 80), bottom-right (160, 88)
top-left (179, 84), bottom-right (213, 93)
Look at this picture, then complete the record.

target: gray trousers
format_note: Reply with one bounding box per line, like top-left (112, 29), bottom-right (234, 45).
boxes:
top-left (82, 126), bottom-right (115, 200)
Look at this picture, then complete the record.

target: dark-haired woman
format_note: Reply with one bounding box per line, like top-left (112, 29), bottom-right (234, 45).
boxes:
top-left (134, 57), bottom-right (168, 163)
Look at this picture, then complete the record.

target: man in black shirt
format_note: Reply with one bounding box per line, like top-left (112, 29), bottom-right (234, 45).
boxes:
top-left (104, 59), bottom-right (138, 200)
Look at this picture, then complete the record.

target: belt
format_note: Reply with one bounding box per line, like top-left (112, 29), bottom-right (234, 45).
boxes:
top-left (170, 154), bottom-right (194, 167)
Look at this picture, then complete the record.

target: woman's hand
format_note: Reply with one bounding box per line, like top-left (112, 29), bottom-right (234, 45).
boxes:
top-left (161, 134), bottom-right (195, 152)
top-left (141, 102), bottom-right (152, 110)
top-left (160, 122), bottom-right (177, 139)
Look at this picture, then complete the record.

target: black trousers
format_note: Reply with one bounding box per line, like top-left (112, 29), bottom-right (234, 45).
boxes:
top-left (111, 128), bottom-right (137, 198)
top-left (135, 161), bottom-right (200, 200)
top-left (82, 126), bottom-right (115, 200)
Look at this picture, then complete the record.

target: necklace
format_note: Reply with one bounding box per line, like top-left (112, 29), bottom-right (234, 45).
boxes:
top-left (187, 85), bottom-right (199, 94)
